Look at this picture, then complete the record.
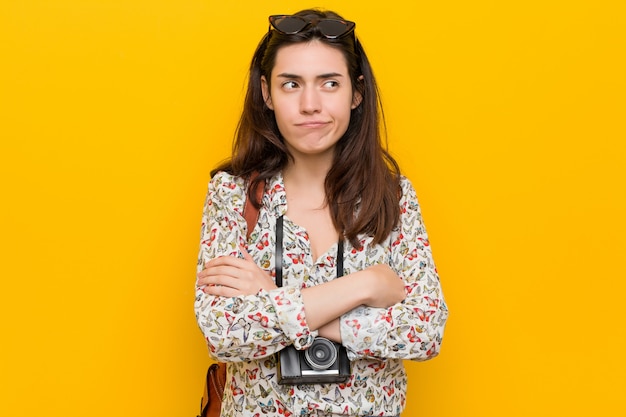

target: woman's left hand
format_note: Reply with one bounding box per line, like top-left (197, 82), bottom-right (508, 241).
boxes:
top-left (197, 245), bottom-right (277, 297)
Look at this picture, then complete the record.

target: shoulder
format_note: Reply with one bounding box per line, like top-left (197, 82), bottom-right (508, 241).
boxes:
top-left (208, 171), bottom-right (247, 202)
top-left (398, 175), bottom-right (418, 202)
top-left (397, 175), bottom-right (426, 222)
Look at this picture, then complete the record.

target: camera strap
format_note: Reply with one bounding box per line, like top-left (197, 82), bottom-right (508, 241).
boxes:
top-left (275, 215), bottom-right (344, 287)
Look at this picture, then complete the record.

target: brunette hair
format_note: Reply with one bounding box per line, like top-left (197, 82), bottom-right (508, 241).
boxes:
top-left (212, 8), bottom-right (401, 247)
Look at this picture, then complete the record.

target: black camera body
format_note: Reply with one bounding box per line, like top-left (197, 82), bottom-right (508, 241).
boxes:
top-left (277, 337), bottom-right (351, 385)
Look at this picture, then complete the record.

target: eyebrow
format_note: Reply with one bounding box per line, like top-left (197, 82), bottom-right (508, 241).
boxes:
top-left (275, 72), bottom-right (345, 80)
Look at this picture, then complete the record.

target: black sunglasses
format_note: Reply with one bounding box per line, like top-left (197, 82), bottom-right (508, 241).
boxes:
top-left (269, 15), bottom-right (356, 39)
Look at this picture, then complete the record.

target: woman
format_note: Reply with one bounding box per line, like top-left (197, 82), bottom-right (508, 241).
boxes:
top-left (195, 9), bottom-right (448, 417)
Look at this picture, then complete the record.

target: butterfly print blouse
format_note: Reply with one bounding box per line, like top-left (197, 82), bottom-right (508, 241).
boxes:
top-left (195, 171), bottom-right (448, 417)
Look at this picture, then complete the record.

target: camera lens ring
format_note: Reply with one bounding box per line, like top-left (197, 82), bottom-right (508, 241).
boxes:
top-left (304, 337), bottom-right (338, 370)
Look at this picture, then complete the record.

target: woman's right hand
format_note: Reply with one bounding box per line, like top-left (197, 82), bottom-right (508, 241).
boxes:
top-left (362, 264), bottom-right (407, 308)
top-left (197, 245), bottom-right (277, 297)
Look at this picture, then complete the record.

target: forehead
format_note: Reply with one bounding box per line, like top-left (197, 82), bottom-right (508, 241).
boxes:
top-left (271, 41), bottom-right (349, 77)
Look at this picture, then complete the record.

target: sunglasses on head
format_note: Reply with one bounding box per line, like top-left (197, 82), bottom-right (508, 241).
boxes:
top-left (269, 15), bottom-right (356, 39)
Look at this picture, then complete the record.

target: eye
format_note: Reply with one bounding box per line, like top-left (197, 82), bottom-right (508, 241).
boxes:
top-left (282, 81), bottom-right (299, 90)
top-left (323, 80), bottom-right (340, 89)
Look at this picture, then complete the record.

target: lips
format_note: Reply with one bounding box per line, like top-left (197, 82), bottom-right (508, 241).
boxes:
top-left (295, 120), bottom-right (329, 128)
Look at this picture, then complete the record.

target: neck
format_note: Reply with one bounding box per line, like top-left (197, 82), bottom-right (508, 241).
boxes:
top-left (283, 157), bottom-right (331, 209)
top-left (283, 154), bottom-right (331, 186)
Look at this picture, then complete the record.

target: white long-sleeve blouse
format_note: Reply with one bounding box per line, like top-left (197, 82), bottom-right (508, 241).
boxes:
top-left (195, 171), bottom-right (448, 417)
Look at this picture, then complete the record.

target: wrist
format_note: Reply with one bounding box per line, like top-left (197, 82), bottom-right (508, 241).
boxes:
top-left (317, 319), bottom-right (342, 343)
top-left (350, 269), bottom-right (374, 306)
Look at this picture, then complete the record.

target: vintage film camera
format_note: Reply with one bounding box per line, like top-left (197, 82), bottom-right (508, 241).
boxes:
top-left (277, 337), bottom-right (351, 385)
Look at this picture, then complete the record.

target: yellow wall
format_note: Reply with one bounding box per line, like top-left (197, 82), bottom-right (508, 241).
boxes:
top-left (1, 1), bottom-right (625, 416)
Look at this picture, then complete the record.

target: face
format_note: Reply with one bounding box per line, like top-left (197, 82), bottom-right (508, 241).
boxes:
top-left (261, 41), bottom-right (362, 162)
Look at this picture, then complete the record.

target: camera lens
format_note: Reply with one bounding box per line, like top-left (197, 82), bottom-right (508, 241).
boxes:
top-left (304, 337), bottom-right (338, 370)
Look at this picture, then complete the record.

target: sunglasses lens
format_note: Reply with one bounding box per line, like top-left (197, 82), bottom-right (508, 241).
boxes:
top-left (317, 20), bottom-right (354, 38)
top-left (272, 16), bottom-right (308, 34)
top-left (269, 15), bottom-right (356, 39)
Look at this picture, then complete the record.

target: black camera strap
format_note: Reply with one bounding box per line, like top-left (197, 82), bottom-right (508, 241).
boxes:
top-left (275, 215), bottom-right (344, 287)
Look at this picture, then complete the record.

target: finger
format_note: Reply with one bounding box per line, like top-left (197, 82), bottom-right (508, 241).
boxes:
top-left (202, 264), bottom-right (249, 280)
top-left (206, 255), bottom-right (249, 269)
top-left (196, 275), bottom-right (213, 287)
top-left (197, 268), bottom-right (211, 279)
top-left (203, 284), bottom-right (242, 297)
top-left (197, 267), bottom-right (224, 282)
top-left (197, 272), bottom-right (242, 289)
top-left (240, 244), bottom-right (254, 262)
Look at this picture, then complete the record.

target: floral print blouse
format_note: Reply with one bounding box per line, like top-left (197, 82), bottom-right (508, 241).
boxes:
top-left (195, 171), bottom-right (448, 417)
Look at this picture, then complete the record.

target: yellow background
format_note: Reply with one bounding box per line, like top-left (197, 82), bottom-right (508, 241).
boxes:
top-left (1, 0), bottom-right (625, 416)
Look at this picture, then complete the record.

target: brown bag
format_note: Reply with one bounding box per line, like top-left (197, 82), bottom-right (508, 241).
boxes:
top-left (198, 363), bottom-right (226, 417)
top-left (197, 175), bottom-right (262, 417)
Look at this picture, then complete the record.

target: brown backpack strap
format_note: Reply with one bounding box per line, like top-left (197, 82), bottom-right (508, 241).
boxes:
top-left (243, 172), bottom-right (263, 239)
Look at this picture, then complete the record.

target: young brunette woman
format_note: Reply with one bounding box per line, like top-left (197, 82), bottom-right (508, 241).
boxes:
top-left (195, 9), bottom-right (448, 417)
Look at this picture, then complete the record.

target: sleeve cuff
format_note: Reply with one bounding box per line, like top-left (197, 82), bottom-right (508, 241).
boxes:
top-left (266, 286), bottom-right (318, 350)
top-left (339, 306), bottom-right (388, 359)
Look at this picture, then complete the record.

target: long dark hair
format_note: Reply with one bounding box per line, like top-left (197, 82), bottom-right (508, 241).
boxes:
top-left (213, 8), bottom-right (401, 248)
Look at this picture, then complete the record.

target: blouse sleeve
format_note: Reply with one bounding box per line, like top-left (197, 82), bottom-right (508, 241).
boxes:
top-left (194, 172), bottom-right (317, 362)
top-left (339, 178), bottom-right (449, 361)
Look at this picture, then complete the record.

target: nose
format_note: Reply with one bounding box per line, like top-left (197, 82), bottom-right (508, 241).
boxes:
top-left (300, 87), bottom-right (321, 114)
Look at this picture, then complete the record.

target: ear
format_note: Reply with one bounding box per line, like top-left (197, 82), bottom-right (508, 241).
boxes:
top-left (261, 75), bottom-right (273, 110)
top-left (351, 75), bottom-right (364, 109)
